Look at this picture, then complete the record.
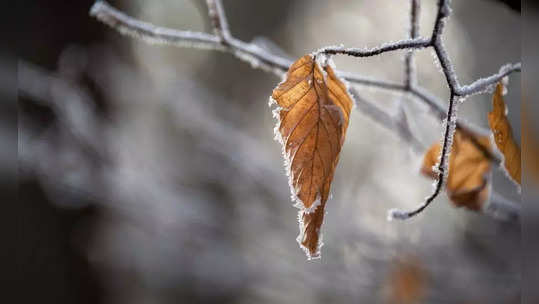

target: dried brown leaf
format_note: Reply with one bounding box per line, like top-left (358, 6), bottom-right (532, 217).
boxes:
top-left (488, 83), bottom-right (521, 185)
top-left (271, 55), bottom-right (353, 259)
top-left (386, 256), bottom-right (426, 304)
top-left (523, 102), bottom-right (539, 184)
top-left (422, 131), bottom-right (492, 211)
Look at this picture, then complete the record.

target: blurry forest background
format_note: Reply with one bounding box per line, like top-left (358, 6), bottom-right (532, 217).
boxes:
top-left (15, 0), bottom-right (522, 303)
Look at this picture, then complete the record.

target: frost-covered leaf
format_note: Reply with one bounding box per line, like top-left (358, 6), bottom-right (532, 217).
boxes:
top-left (488, 83), bottom-right (521, 185)
top-left (422, 131), bottom-right (492, 211)
top-left (270, 55), bottom-right (353, 259)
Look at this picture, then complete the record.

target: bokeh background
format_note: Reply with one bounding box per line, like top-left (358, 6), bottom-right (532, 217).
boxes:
top-left (16, 0), bottom-right (523, 303)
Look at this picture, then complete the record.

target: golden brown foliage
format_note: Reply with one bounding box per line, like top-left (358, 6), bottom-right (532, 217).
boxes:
top-left (488, 83), bottom-right (521, 185)
top-left (422, 131), bottom-right (492, 211)
top-left (271, 55), bottom-right (353, 258)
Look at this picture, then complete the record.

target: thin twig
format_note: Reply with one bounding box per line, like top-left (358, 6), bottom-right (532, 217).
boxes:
top-left (389, 93), bottom-right (459, 220)
top-left (404, 0), bottom-right (420, 89)
top-left (90, 1), bottom-right (224, 50)
top-left (205, 0), bottom-right (231, 41)
top-left (338, 72), bottom-right (408, 91)
top-left (318, 38), bottom-right (430, 57)
top-left (431, 0), bottom-right (450, 42)
top-left (430, 1), bottom-right (459, 92)
top-left (457, 62), bottom-right (521, 96)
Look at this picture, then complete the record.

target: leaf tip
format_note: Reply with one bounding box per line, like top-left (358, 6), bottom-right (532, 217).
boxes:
top-left (296, 211), bottom-right (324, 260)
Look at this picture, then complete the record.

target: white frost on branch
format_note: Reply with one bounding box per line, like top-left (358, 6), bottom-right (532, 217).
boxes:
top-left (89, 0), bottom-right (522, 224)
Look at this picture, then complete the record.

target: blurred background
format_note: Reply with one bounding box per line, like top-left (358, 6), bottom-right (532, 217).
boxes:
top-left (14, 0), bottom-right (523, 303)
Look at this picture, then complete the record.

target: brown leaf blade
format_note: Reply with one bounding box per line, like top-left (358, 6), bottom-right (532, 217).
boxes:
top-left (271, 55), bottom-right (353, 259)
top-left (422, 131), bottom-right (492, 211)
top-left (488, 83), bottom-right (521, 185)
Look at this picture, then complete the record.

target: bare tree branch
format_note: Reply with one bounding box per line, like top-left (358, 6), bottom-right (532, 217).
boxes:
top-left (89, 0), bottom-right (521, 221)
top-left (390, 92), bottom-right (459, 220)
top-left (389, 0), bottom-right (520, 220)
top-left (318, 38), bottom-right (430, 57)
top-left (89, 1), bottom-right (520, 99)
top-left (457, 62), bottom-right (521, 96)
top-left (89, 0), bottom-right (511, 144)
top-left (205, 0), bottom-right (231, 41)
top-left (89, 1), bottom-right (224, 50)
top-left (404, 0), bottom-right (420, 89)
